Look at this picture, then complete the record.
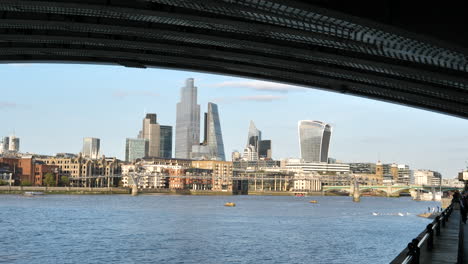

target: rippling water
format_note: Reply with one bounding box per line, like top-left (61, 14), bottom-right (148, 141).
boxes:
top-left (0, 195), bottom-right (440, 264)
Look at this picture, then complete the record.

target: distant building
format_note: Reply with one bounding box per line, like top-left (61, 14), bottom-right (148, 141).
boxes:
top-left (159, 125), bottom-right (173, 158)
top-left (242, 145), bottom-right (258, 161)
top-left (231, 151), bottom-right (242, 161)
top-left (0, 136), bottom-right (9, 154)
top-left (205, 102), bottom-right (225, 161)
top-left (258, 140), bottom-right (272, 159)
top-left (247, 120), bottom-right (262, 153)
top-left (82, 137), bottom-right (100, 159)
top-left (175, 78), bottom-right (200, 159)
top-left (233, 160), bottom-right (280, 170)
top-left (125, 138), bottom-right (148, 162)
top-left (298, 120), bottom-right (331, 163)
top-left (192, 160), bottom-right (233, 191)
top-left (349, 163), bottom-right (376, 174)
top-left (397, 164), bottom-right (412, 184)
top-left (414, 170), bottom-right (442, 186)
top-left (282, 159), bottom-right (350, 174)
top-left (142, 114), bottom-right (160, 157)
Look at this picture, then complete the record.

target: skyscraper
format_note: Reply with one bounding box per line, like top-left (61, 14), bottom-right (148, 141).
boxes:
top-left (0, 136), bottom-right (9, 154)
top-left (298, 120), bottom-right (332, 163)
top-left (160, 125), bottom-right (173, 158)
top-left (247, 121), bottom-right (261, 152)
top-left (125, 138), bottom-right (149, 162)
top-left (142, 113), bottom-right (160, 157)
top-left (258, 140), bottom-right (272, 159)
top-left (82, 137), bottom-right (100, 159)
top-left (205, 102), bottom-right (225, 161)
top-left (175, 78), bottom-right (200, 159)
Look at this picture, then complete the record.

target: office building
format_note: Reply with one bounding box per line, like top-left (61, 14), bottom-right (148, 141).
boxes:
top-left (258, 140), bottom-right (272, 159)
top-left (159, 125), bottom-right (173, 159)
top-left (142, 113), bottom-right (160, 157)
top-left (246, 120), bottom-right (261, 152)
top-left (242, 145), bottom-right (258, 161)
top-left (125, 138), bottom-right (149, 162)
top-left (205, 102), bottom-right (225, 161)
top-left (175, 78), bottom-right (200, 159)
top-left (0, 136), bottom-right (9, 154)
top-left (8, 136), bottom-right (20, 153)
top-left (82, 137), bottom-right (100, 159)
top-left (298, 120), bottom-right (331, 163)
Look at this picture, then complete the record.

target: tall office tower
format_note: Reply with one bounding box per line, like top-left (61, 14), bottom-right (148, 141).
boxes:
top-left (0, 136), bottom-right (9, 154)
top-left (160, 125), bottom-right (173, 158)
top-left (258, 140), bottom-right (272, 159)
top-left (246, 120), bottom-right (262, 152)
top-left (175, 78), bottom-right (200, 159)
top-left (82, 137), bottom-right (100, 159)
top-left (125, 138), bottom-right (149, 162)
top-left (9, 136), bottom-right (20, 153)
top-left (298, 120), bottom-right (332, 163)
top-left (142, 113), bottom-right (161, 157)
top-left (205, 102), bottom-right (225, 161)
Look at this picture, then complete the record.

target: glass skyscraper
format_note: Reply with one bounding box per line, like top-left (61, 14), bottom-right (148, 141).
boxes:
top-left (125, 138), bottom-right (148, 162)
top-left (175, 78), bottom-right (200, 159)
top-left (82, 137), bottom-right (100, 159)
top-left (160, 125), bottom-right (173, 158)
top-left (142, 113), bottom-right (160, 157)
top-left (206, 102), bottom-right (225, 161)
top-left (298, 120), bottom-right (332, 163)
top-left (247, 120), bottom-right (261, 152)
top-left (258, 140), bottom-right (272, 159)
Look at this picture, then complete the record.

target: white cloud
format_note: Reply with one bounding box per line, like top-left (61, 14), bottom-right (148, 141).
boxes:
top-left (212, 95), bottom-right (286, 103)
top-left (210, 80), bottom-right (307, 93)
top-left (0, 101), bottom-right (17, 109)
top-left (112, 90), bottom-right (159, 98)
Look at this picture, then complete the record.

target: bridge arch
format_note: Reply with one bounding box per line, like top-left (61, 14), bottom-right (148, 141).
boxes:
top-left (0, 1), bottom-right (466, 118)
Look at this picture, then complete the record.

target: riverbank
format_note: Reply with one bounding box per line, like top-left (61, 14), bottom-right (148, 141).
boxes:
top-left (0, 186), bottom-right (397, 197)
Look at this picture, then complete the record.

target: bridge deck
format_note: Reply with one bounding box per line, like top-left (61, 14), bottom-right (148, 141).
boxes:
top-left (423, 210), bottom-right (460, 263)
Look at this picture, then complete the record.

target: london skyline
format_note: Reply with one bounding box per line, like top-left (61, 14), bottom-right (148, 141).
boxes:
top-left (1, 64), bottom-right (467, 178)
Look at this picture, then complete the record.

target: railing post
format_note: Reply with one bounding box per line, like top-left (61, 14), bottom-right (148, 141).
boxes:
top-left (408, 238), bottom-right (420, 264)
top-left (426, 224), bottom-right (434, 251)
top-left (435, 216), bottom-right (441, 236)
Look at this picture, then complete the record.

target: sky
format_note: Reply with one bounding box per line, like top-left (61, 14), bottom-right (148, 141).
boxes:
top-left (1, 63), bottom-right (467, 178)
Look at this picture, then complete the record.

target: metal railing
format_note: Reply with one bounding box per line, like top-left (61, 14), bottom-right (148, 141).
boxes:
top-left (392, 203), bottom-right (454, 264)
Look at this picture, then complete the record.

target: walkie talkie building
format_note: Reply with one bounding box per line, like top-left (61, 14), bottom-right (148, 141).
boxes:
top-left (298, 121), bottom-right (332, 163)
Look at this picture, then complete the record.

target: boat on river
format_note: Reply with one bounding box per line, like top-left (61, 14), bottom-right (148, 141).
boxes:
top-left (309, 200), bottom-right (318, 204)
top-left (224, 202), bottom-right (236, 207)
top-left (24, 192), bottom-right (44, 196)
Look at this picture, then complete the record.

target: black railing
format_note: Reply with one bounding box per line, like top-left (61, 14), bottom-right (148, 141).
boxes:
top-left (391, 203), bottom-right (454, 264)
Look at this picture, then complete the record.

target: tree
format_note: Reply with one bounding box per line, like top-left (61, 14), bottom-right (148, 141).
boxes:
top-left (60, 176), bottom-right (70, 186)
top-left (20, 180), bottom-right (32, 186)
top-left (44, 173), bottom-right (56, 187)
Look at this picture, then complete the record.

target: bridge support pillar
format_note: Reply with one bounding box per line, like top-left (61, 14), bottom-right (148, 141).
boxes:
top-left (131, 185), bottom-right (138, 196)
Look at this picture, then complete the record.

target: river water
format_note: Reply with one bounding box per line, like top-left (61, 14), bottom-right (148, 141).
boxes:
top-left (0, 195), bottom-right (440, 264)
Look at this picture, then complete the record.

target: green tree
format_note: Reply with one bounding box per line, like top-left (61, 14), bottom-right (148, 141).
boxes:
top-left (44, 173), bottom-right (56, 187)
top-left (60, 176), bottom-right (70, 186)
top-left (20, 180), bottom-right (32, 186)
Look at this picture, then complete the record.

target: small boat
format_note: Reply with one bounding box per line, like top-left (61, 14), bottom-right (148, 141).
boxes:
top-left (24, 191), bottom-right (44, 196)
top-left (309, 200), bottom-right (318, 204)
top-left (372, 212), bottom-right (379, 216)
top-left (224, 202), bottom-right (236, 207)
top-left (295, 194), bottom-right (305, 197)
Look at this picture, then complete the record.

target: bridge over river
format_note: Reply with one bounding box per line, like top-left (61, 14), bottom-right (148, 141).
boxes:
top-left (323, 185), bottom-right (461, 197)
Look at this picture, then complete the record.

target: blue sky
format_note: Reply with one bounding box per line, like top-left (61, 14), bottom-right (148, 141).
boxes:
top-left (1, 63), bottom-right (467, 178)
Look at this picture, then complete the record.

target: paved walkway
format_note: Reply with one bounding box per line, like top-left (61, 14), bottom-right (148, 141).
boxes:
top-left (422, 210), bottom-right (461, 263)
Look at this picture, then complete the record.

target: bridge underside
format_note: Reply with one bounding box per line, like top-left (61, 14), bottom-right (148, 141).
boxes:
top-left (0, 1), bottom-right (467, 118)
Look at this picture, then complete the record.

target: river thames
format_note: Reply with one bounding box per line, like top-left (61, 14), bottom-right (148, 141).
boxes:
top-left (0, 195), bottom-right (440, 264)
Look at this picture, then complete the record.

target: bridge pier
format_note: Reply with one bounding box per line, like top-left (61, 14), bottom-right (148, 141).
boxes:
top-left (131, 185), bottom-right (138, 196)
